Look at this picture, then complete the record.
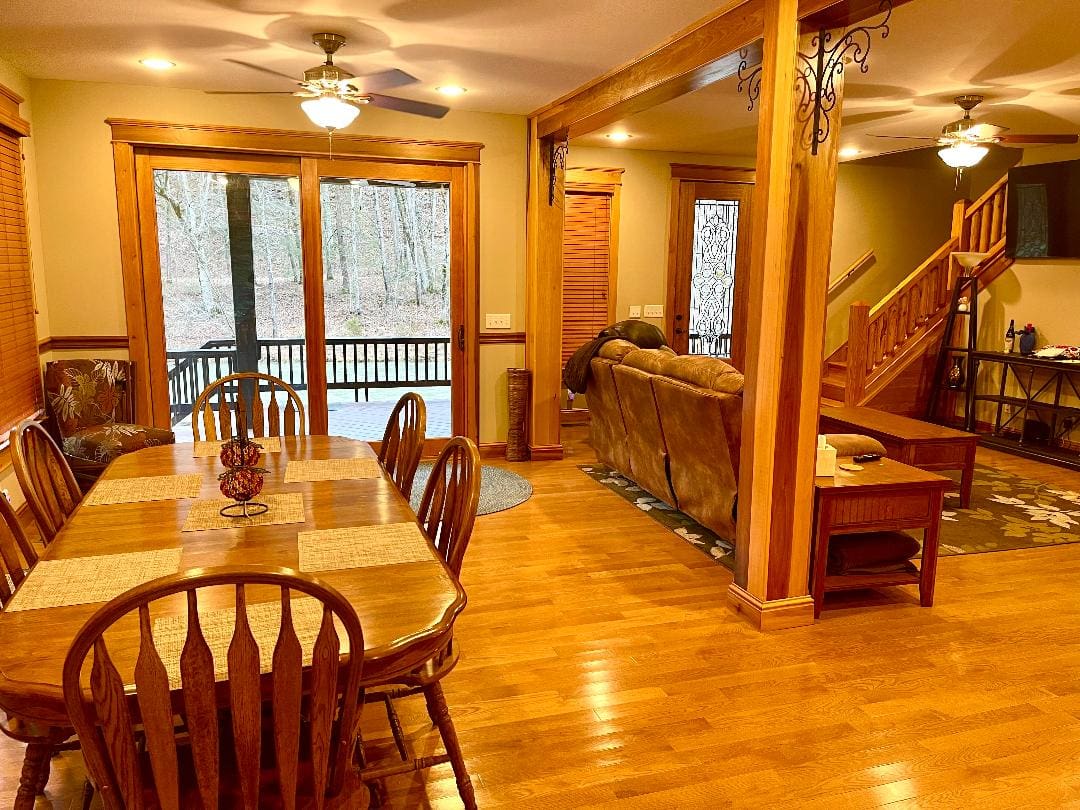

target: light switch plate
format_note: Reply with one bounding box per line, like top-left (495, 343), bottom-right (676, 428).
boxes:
top-left (485, 313), bottom-right (512, 329)
top-left (644, 304), bottom-right (664, 318)
top-left (628, 305), bottom-right (642, 318)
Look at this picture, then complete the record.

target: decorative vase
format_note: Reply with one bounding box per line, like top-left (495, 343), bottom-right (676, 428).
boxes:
top-left (1019, 331), bottom-right (1037, 356)
top-left (219, 436), bottom-right (262, 468)
top-left (947, 357), bottom-right (966, 389)
top-left (218, 466), bottom-right (268, 518)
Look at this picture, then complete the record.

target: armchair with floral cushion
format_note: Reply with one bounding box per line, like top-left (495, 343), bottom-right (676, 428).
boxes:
top-left (43, 359), bottom-right (174, 488)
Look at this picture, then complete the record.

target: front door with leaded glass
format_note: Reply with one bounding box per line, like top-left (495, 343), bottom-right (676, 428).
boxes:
top-left (668, 180), bottom-right (753, 369)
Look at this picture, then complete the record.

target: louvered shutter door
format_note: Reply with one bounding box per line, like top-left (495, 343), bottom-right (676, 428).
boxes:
top-left (561, 191), bottom-right (611, 364)
top-left (0, 128), bottom-right (41, 434)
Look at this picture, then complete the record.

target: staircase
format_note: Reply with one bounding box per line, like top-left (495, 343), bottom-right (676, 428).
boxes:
top-left (823, 174), bottom-right (1015, 413)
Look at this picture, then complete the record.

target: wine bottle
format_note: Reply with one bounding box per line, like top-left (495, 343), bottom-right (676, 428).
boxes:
top-left (1005, 319), bottom-right (1015, 353)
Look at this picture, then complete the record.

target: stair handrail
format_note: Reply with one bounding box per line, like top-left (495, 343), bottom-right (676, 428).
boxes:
top-left (835, 171), bottom-right (1010, 405)
top-left (828, 249), bottom-right (875, 297)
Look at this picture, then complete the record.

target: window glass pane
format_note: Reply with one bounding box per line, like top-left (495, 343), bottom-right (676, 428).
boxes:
top-left (688, 199), bottom-right (740, 358)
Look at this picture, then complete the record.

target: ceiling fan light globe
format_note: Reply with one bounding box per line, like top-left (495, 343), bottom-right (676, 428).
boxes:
top-left (938, 143), bottom-right (988, 169)
top-left (301, 96), bottom-right (360, 130)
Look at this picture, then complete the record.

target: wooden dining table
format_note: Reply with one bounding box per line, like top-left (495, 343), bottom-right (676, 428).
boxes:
top-left (0, 435), bottom-right (466, 733)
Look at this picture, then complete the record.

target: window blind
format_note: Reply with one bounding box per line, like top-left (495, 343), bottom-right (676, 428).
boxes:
top-left (0, 126), bottom-right (41, 435)
top-left (561, 191), bottom-right (612, 364)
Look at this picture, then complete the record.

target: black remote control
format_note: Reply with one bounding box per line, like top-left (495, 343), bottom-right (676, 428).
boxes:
top-left (853, 453), bottom-right (882, 463)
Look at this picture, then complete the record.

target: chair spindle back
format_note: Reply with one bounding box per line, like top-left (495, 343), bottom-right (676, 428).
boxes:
top-left (378, 393), bottom-right (427, 500)
top-left (9, 419), bottom-right (82, 545)
top-left (416, 437), bottom-right (481, 577)
top-left (192, 372), bottom-right (306, 442)
top-left (0, 494), bottom-right (38, 608)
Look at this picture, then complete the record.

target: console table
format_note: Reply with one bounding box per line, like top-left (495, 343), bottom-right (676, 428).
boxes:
top-left (820, 405), bottom-right (978, 507)
top-left (811, 458), bottom-right (949, 618)
top-left (968, 351), bottom-right (1080, 470)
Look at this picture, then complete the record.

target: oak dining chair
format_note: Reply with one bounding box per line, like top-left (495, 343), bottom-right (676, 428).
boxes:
top-left (63, 566), bottom-right (368, 810)
top-left (192, 372), bottom-right (306, 441)
top-left (363, 436), bottom-right (481, 809)
top-left (0, 493), bottom-right (92, 810)
top-left (377, 392), bottom-right (427, 500)
top-left (9, 419), bottom-right (83, 545)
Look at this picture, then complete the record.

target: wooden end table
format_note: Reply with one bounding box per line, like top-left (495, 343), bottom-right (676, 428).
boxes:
top-left (820, 405), bottom-right (979, 508)
top-left (811, 457), bottom-right (949, 618)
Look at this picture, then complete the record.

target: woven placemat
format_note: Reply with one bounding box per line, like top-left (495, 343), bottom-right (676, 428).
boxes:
top-left (182, 492), bottom-right (305, 532)
top-left (298, 522), bottom-right (432, 572)
top-left (283, 458), bottom-right (382, 483)
top-left (192, 436), bottom-right (282, 458)
top-left (84, 474), bottom-right (203, 507)
top-left (151, 597), bottom-right (350, 688)
top-left (6, 548), bottom-right (184, 612)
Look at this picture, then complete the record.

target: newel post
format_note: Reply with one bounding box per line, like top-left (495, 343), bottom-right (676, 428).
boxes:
top-left (951, 198), bottom-right (969, 249)
top-left (844, 301), bottom-right (870, 405)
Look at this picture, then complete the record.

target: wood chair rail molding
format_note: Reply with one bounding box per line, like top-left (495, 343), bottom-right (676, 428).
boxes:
top-left (478, 332), bottom-right (526, 345)
top-left (106, 119), bottom-right (483, 164)
top-left (38, 336), bottom-right (129, 353)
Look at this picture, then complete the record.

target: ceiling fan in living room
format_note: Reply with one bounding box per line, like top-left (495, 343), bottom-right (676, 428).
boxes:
top-left (208, 32), bottom-right (449, 134)
top-left (870, 94), bottom-right (1079, 177)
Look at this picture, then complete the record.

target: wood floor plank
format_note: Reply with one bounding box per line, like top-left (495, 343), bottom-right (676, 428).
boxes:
top-left (4, 430), bottom-right (1080, 808)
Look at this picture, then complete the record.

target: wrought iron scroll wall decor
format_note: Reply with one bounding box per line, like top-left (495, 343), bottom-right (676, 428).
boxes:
top-left (737, 0), bottom-right (892, 155)
top-left (548, 137), bottom-right (568, 205)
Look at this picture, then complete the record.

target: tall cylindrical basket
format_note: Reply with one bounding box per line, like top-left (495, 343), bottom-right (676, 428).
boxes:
top-left (506, 368), bottom-right (531, 461)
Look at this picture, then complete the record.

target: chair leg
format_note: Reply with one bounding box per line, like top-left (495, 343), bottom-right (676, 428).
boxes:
top-left (422, 682), bottom-right (476, 810)
top-left (82, 778), bottom-right (96, 810)
top-left (15, 742), bottom-right (51, 810)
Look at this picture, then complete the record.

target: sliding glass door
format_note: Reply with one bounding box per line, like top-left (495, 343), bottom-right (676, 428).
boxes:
top-left (135, 151), bottom-right (474, 443)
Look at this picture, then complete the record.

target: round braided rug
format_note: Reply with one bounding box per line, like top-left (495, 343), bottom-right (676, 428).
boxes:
top-left (410, 463), bottom-right (532, 515)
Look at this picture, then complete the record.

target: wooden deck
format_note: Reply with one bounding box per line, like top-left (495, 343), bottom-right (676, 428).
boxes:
top-left (6, 426), bottom-right (1080, 808)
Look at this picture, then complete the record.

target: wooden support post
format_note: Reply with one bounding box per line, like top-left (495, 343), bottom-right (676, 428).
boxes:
top-left (845, 301), bottom-right (870, 405)
top-left (727, 0), bottom-right (846, 630)
top-left (524, 121), bottom-right (567, 459)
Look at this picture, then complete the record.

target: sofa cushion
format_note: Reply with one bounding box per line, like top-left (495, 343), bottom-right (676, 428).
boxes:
top-left (597, 339), bottom-right (639, 362)
top-left (586, 357), bottom-right (631, 473)
top-left (611, 364), bottom-right (678, 507)
top-left (825, 434), bottom-right (888, 458)
top-left (660, 355), bottom-right (745, 394)
top-left (827, 531), bottom-right (921, 575)
top-left (621, 347), bottom-right (677, 374)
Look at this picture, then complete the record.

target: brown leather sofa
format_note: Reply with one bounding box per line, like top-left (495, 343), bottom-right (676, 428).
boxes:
top-left (587, 341), bottom-right (744, 541)
top-left (586, 342), bottom-right (883, 544)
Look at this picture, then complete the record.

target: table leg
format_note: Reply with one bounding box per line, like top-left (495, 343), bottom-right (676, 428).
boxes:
top-left (15, 742), bottom-right (50, 810)
top-left (960, 442), bottom-right (977, 509)
top-left (811, 501), bottom-right (831, 619)
top-left (920, 489), bottom-right (945, 607)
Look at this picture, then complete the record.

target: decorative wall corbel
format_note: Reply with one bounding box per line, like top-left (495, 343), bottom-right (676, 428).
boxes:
top-left (547, 135), bottom-right (568, 205)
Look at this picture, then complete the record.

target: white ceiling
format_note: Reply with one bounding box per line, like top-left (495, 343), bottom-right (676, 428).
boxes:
top-left (573, 0), bottom-right (1080, 159)
top-left (0, 0), bottom-right (721, 115)
top-left (2, 0), bottom-right (1079, 161)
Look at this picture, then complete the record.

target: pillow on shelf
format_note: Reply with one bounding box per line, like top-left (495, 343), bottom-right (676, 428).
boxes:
top-left (827, 531), bottom-right (921, 575)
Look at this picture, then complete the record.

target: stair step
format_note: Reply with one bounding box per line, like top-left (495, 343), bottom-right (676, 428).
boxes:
top-left (821, 396), bottom-right (844, 407)
top-left (821, 379), bottom-right (846, 401)
top-left (825, 360), bottom-right (848, 375)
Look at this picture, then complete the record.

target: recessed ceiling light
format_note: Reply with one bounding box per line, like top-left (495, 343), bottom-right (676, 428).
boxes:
top-left (436, 85), bottom-right (467, 97)
top-left (139, 58), bottom-right (176, 71)
top-left (839, 147), bottom-right (861, 158)
top-left (605, 132), bottom-right (632, 142)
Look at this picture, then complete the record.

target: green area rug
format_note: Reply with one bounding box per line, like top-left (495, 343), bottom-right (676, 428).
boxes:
top-left (579, 463), bottom-right (1080, 570)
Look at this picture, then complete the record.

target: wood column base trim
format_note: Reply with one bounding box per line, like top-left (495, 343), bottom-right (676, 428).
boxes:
top-left (527, 444), bottom-right (564, 461)
top-left (726, 583), bottom-right (815, 631)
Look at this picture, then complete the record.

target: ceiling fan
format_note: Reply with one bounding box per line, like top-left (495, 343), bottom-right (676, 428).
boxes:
top-left (208, 32), bottom-right (449, 131)
top-left (870, 94), bottom-right (1078, 171)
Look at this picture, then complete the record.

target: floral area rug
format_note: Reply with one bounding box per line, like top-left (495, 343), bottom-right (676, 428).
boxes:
top-left (579, 462), bottom-right (1080, 568)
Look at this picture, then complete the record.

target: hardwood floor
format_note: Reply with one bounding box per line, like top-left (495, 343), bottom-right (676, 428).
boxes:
top-left (6, 427), bottom-right (1080, 808)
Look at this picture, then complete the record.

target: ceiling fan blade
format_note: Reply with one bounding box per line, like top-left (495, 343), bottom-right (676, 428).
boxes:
top-left (997, 133), bottom-right (1079, 144)
top-left (367, 93), bottom-right (449, 119)
top-left (344, 68), bottom-right (419, 94)
top-left (204, 90), bottom-right (297, 95)
top-left (225, 58), bottom-right (298, 83)
top-left (868, 134), bottom-right (939, 140)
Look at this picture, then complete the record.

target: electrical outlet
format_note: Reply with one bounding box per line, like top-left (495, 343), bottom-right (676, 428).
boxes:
top-left (644, 304), bottom-right (664, 318)
top-left (485, 313), bottom-right (511, 329)
top-left (628, 305), bottom-right (642, 318)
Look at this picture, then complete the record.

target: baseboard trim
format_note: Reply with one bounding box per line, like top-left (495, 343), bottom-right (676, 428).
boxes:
top-left (726, 584), bottom-right (815, 631)
top-left (479, 442), bottom-right (507, 459)
top-left (528, 444), bottom-right (564, 461)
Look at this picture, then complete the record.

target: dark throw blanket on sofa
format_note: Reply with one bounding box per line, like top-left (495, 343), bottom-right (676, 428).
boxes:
top-left (563, 320), bottom-right (669, 393)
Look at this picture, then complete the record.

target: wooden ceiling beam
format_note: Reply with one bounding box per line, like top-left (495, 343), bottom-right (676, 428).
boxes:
top-left (532, 0), bottom-right (917, 141)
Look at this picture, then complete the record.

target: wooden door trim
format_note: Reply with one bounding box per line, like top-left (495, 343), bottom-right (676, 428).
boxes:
top-left (670, 163), bottom-right (756, 183)
top-left (115, 141), bottom-right (481, 443)
top-left (108, 119), bottom-right (483, 164)
top-left (665, 178), bottom-right (754, 367)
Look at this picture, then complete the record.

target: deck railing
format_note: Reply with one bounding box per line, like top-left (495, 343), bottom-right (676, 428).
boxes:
top-left (166, 336), bottom-right (452, 426)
